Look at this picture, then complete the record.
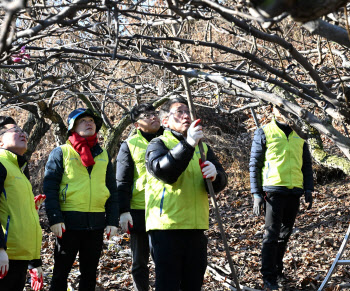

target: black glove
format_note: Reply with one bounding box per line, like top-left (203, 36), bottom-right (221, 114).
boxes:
top-left (304, 190), bottom-right (313, 210)
top-left (253, 194), bottom-right (264, 216)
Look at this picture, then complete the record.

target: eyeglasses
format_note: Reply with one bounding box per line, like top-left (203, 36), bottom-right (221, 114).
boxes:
top-left (0, 126), bottom-right (28, 138)
top-left (138, 112), bottom-right (159, 120)
top-left (169, 110), bottom-right (191, 117)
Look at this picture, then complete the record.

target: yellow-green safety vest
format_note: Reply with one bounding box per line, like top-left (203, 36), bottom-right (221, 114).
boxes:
top-left (126, 129), bottom-right (149, 210)
top-left (145, 130), bottom-right (209, 231)
top-left (0, 149), bottom-right (42, 260)
top-left (262, 119), bottom-right (304, 189)
top-left (59, 142), bottom-right (110, 212)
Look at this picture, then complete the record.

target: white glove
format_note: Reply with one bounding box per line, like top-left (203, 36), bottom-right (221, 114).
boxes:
top-left (0, 248), bottom-right (9, 279)
top-left (35, 266), bottom-right (43, 279)
top-left (120, 212), bottom-right (133, 233)
top-left (106, 225), bottom-right (117, 239)
top-left (50, 223), bottom-right (66, 238)
top-left (200, 160), bottom-right (217, 181)
top-left (253, 194), bottom-right (264, 216)
top-left (34, 194), bottom-right (46, 212)
top-left (186, 119), bottom-right (203, 147)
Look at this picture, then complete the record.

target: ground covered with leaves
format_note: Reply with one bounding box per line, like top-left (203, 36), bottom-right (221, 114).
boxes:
top-left (30, 179), bottom-right (350, 291)
top-left (206, 179), bottom-right (350, 291)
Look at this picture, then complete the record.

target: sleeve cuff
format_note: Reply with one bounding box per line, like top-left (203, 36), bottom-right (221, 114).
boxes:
top-left (48, 213), bottom-right (65, 227)
top-left (28, 258), bottom-right (42, 269)
top-left (182, 139), bottom-right (195, 151)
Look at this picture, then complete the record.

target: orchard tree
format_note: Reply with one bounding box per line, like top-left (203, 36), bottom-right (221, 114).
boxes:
top-left (1, 0), bottom-right (350, 174)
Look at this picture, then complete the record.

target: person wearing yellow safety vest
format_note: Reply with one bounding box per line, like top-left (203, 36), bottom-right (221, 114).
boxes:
top-left (43, 108), bottom-right (118, 291)
top-left (116, 103), bottom-right (163, 291)
top-left (249, 107), bottom-right (314, 290)
top-left (145, 97), bottom-right (227, 291)
top-left (0, 116), bottom-right (44, 291)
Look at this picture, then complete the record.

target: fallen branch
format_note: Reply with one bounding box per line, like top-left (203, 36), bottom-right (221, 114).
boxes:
top-left (207, 265), bottom-right (261, 291)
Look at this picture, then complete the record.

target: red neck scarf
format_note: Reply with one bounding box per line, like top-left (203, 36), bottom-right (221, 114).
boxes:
top-left (68, 132), bottom-right (98, 167)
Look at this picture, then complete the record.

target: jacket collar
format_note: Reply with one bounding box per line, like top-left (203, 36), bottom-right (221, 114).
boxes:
top-left (138, 129), bottom-right (161, 143)
top-left (0, 148), bottom-right (27, 170)
top-left (164, 128), bottom-right (185, 141)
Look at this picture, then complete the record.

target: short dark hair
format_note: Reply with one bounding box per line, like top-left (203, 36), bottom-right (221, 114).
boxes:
top-left (0, 116), bottom-right (16, 134)
top-left (161, 97), bottom-right (188, 113)
top-left (130, 103), bottom-right (156, 122)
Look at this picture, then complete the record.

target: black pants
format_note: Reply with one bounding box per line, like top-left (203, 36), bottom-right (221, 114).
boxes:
top-left (0, 260), bottom-right (28, 291)
top-left (130, 231), bottom-right (150, 291)
top-left (261, 193), bottom-right (300, 282)
top-left (50, 229), bottom-right (104, 291)
top-left (149, 229), bottom-right (207, 291)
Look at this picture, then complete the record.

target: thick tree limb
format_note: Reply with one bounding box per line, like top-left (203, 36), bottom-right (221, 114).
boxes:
top-left (302, 19), bottom-right (350, 48)
top-left (249, 0), bottom-right (349, 22)
top-left (191, 0), bottom-right (339, 104)
top-left (0, 0), bottom-right (26, 55)
top-left (171, 68), bottom-right (350, 160)
top-left (307, 126), bottom-right (350, 175)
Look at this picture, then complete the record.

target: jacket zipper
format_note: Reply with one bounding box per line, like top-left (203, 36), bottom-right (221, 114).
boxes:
top-left (89, 172), bottom-right (92, 213)
top-left (287, 134), bottom-right (292, 188)
top-left (194, 157), bottom-right (197, 228)
top-left (25, 172), bottom-right (40, 258)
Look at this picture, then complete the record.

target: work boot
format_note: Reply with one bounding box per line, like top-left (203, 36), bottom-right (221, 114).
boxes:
top-left (263, 279), bottom-right (279, 290)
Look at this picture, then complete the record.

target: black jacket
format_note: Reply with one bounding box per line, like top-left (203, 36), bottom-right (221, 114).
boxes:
top-left (116, 130), bottom-right (160, 232)
top-left (145, 128), bottom-right (227, 194)
top-left (249, 122), bottom-right (314, 196)
top-left (44, 143), bottom-right (118, 230)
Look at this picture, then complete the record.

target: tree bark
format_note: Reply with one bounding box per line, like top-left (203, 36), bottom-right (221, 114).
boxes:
top-left (308, 126), bottom-right (350, 175)
top-left (23, 113), bottom-right (50, 162)
top-left (302, 19), bottom-right (350, 48)
top-left (250, 0), bottom-right (349, 22)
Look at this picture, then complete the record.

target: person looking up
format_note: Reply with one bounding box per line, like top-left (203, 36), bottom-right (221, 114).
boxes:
top-left (44, 108), bottom-right (118, 291)
top-left (145, 97), bottom-right (227, 291)
top-left (117, 102), bottom-right (162, 291)
top-left (0, 116), bottom-right (43, 291)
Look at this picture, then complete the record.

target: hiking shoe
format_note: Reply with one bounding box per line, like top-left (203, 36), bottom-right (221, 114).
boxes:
top-left (263, 279), bottom-right (279, 290)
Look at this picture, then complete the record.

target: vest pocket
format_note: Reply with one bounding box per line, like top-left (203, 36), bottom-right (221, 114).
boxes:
top-left (160, 188), bottom-right (165, 216)
top-left (265, 162), bottom-right (270, 180)
top-left (61, 184), bottom-right (68, 203)
top-left (4, 215), bottom-right (10, 243)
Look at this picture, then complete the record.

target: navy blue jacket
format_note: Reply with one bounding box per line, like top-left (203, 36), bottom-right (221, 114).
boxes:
top-left (44, 143), bottom-right (118, 230)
